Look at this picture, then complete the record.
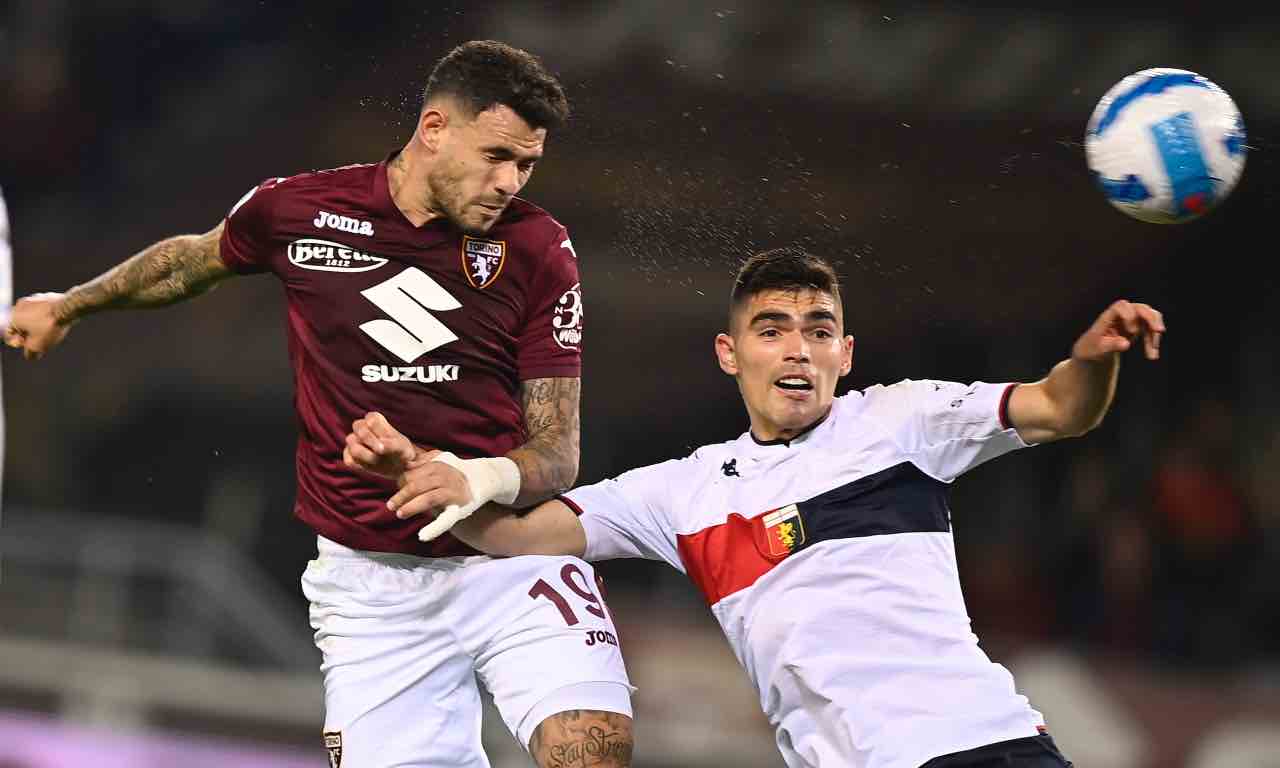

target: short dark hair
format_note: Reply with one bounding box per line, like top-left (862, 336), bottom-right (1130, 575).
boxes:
top-left (729, 248), bottom-right (842, 328)
top-left (423, 40), bottom-right (569, 131)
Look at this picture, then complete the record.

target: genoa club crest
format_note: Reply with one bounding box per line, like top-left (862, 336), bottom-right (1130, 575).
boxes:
top-left (762, 503), bottom-right (805, 557)
top-left (462, 236), bottom-right (506, 289)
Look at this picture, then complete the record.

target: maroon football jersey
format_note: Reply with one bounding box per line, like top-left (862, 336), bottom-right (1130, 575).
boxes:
top-left (219, 153), bottom-right (584, 556)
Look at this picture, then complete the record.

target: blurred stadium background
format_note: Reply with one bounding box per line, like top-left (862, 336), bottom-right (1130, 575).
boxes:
top-left (2, 1), bottom-right (1279, 766)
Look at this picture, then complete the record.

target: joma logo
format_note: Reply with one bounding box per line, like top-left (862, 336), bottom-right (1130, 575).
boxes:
top-left (314, 210), bottom-right (374, 236)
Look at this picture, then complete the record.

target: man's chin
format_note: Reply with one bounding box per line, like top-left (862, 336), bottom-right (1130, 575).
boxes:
top-left (453, 218), bottom-right (494, 236)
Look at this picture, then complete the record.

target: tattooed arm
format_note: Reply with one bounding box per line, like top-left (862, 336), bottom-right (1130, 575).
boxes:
top-left (5, 223), bottom-right (233, 359)
top-left (506, 376), bottom-right (581, 507)
top-left (530, 709), bottom-right (633, 768)
top-left (340, 376), bottom-right (580, 539)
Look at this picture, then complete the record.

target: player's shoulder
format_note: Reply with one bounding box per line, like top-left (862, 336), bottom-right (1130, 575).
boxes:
top-left (843, 378), bottom-right (939, 421)
top-left (495, 197), bottom-right (569, 250)
top-left (263, 161), bottom-right (380, 196)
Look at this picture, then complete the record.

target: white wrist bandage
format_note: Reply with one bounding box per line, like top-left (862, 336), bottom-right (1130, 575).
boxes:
top-left (417, 453), bottom-right (521, 542)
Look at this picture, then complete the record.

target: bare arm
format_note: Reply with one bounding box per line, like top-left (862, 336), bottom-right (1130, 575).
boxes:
top-left (450, 500), bottom-right (587, 557)
top-left (1009, 300), bottom-right (1164, 443)
top-left (6, 222), bottom-right (234, 359)
top-left (506, 376), bottom-right (581, 507)
top-left (57, 222), bottom-right (232, 321)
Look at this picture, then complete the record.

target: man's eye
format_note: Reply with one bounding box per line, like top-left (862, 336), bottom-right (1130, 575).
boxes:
top-left (761, 329), bottom-right (780, 338)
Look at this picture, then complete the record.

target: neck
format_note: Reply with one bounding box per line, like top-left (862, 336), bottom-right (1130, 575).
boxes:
top-left (387, 144), bottom-right (445, 227)
top-left (749, 405), bottom-right (832, 444)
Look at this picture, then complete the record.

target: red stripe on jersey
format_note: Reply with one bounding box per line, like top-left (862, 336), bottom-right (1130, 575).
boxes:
top-left (998, 383), bottom-right (1018, 430)
top-left (676, 513), bottom-right (786, 607)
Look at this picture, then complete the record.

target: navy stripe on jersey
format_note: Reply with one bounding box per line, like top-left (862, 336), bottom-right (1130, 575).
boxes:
top-left (788, 462), bottom-right (950, 554)
top-left (677, 461), bottom-right (950, 606)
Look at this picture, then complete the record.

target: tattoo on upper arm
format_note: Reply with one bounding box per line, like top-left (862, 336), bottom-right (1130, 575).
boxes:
top-left (57, 222), bottom-right (231, 322)
top-left (530, 709), bottom-right (633, 768)
top-left (510, 377), bottom-right (581, 504)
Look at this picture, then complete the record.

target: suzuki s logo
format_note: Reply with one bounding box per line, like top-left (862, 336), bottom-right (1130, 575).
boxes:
top-left (288, 239), bottom-right (388, 273)
top-left (314, 210), bottom-right (374, 236)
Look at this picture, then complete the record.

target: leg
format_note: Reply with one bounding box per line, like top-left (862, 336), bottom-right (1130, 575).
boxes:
top-left (303, 540), bottom-right (490, 768)
top-left (454, 556), bottom-right (635, 767)
top-left (529, 709), bottom-right (634, 768)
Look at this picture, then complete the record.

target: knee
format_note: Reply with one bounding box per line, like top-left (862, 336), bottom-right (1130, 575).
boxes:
top-left (529, 709), bottom-right (634, 767)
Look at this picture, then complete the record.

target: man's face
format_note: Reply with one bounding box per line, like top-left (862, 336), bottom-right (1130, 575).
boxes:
top-left (716, 289), bottom-right (854, 441)
top-left (427, 103), bottom-right (545, 234)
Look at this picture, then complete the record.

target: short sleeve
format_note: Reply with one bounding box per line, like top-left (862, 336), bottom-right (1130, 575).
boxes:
top-left (516, 228), bottom-right (582, 380)
top-left (561, 458), bottom-right (683, 570)
top-left (219, 178), bottom-right (283, 275)
top-left (865, 379), bottom-right (1030, 482)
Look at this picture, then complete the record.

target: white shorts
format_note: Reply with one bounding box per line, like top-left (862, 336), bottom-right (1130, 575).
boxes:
top-left (302, 536), bottom-right (633, 768)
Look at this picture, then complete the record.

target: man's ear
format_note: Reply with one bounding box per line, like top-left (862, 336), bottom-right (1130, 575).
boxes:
top-left (840, 335), bottom-right (855, 377)
top-left (416, 106), bottom-right (448, 153)
top-left (715, 332), bottom-right (739, 376)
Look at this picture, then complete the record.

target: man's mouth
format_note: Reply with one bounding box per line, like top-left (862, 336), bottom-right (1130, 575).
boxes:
top-left (774, 376), bottom-right (814, 393)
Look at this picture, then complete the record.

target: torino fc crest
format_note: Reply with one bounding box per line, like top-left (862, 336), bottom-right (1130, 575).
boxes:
top-left (762, 504), bottom-right (805, 557)
top-left (323, 732), bottom-right (342, 767)
top-left (462, 236), bottom-right (506, 289)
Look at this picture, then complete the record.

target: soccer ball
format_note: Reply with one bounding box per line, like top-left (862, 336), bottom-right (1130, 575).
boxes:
top-left (1085, 68), bottom-right (1246, 223)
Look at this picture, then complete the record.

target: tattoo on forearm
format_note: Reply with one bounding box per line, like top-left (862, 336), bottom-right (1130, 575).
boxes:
top-left (531, 710), bottom-right (633, 768)
top-left (510, 377), bottom-right (581, 506)
top-left (57, 223), bottom-right (229, 322)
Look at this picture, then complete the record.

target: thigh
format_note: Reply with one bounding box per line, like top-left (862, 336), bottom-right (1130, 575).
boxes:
top-left (457, 556), bottom-right (634, 754)
top-left (303, 554), bottom-right (489, 768)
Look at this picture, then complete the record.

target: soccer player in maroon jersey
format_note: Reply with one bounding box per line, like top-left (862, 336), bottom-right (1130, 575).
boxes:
top-left (5, 41), bottom-right (633, 768)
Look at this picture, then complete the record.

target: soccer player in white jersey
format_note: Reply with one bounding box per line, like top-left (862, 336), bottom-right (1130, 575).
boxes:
top-left (348, 248), bottom-right (1165, 767)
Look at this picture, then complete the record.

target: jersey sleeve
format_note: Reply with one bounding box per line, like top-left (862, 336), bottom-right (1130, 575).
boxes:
top-left (516, 228), bottom-right (582, 380)
top-left (866, 379), bottom-right (1031, 482)
top-left (219, 178), bottom-right (283, 275)
top-left (561, 458), bottom-right (683, 570)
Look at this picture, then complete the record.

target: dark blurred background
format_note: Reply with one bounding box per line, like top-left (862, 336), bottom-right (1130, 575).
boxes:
top-left (2, 2), bottom-right (1278, 767)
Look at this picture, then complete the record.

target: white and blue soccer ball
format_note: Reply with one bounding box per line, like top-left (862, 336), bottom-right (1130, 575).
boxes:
top-left (1085, 68), bottom-right (1247, 224)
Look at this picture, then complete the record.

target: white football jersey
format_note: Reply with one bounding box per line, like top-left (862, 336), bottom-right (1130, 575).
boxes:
top-left (564, 379), bottom-right (1046, 768)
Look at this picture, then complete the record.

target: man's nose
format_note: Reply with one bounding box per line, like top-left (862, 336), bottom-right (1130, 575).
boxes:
top-left (782, 332), bottom-right (810, 362)
top-left (494, 161), bottom-right (520, 198)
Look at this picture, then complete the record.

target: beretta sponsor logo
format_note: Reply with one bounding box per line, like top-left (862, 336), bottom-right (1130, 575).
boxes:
top-left (288, 239), bottom-right (388, 273)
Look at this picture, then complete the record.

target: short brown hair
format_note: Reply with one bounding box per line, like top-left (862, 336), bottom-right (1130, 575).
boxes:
top-left (423, 40), bottom-right (570, 130)
top-left (729, 248), bottom-right (842, 327)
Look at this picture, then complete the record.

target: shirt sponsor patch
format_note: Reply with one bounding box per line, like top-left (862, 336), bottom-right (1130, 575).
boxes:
top-left (462, 236), bottom-right (506, 289)
top-left (288, 239), bottom-right (388, 273)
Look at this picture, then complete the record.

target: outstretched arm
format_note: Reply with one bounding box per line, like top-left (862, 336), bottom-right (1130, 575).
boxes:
top-left (1008, 299), bottom-right (1165, 443)
top-left (5, 222), bottom-right (232, 359)
top-left (449, 500), bottom-right (587, 557)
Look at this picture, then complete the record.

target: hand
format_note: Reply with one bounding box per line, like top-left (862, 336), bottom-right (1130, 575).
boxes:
top-left (5, 292), bottom-right (73, 360)
top-left (1072, 300), bottom-right (1165, 362)
top-left (386, 451), bottom-right (474, 522)
top-left (343, 411), bottom-right (425, 479)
